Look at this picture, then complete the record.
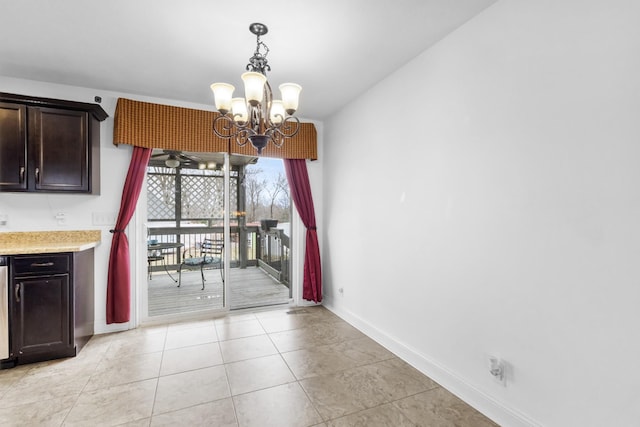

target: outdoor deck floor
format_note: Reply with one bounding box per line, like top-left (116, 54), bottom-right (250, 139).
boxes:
top-left (147, 266), bottom-right (291, 317)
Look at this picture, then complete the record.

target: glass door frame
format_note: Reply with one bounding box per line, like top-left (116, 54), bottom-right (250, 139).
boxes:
top-left (222, 153), bottom-right (230, 309)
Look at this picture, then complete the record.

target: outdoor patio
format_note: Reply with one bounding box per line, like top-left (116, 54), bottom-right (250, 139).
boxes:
top-left (147, 266), bottom-right (291, 317)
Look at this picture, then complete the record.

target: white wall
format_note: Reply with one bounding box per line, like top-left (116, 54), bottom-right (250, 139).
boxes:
top-left (322, 1), bottom-right (640, 426)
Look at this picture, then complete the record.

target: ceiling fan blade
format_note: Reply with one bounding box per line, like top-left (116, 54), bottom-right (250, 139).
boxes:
top-left (179, 153), bottom-right (202, 162)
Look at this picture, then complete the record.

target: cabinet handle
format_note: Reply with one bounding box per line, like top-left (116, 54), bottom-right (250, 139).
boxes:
top-left (15, 283), bottom-right (21, 303)
top-left (31, 262), bottom-right (54, 267)
top-left (19, 166), bottom-right (25, 183)
top-left (35, 167), bottom-right (40, 183)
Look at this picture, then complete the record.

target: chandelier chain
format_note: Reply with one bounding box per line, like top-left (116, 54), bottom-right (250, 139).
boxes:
top-left (246, 35), bottom-right (271, 75)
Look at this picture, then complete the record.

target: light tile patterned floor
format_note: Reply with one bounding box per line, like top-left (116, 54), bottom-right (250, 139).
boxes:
top-left (0, 306), bottom-right (499, 426)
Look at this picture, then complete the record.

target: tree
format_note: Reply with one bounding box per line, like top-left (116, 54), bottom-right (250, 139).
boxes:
top-left (266, 172), bottom-right (290, 219)
top-left (244, 167), bottom-right (267, 223)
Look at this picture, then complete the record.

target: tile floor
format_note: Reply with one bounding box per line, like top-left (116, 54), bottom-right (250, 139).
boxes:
top-left (0, 306), bottom-right (498, 426)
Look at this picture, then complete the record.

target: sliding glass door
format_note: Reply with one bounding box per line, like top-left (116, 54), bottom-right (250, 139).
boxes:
top-left (144, 152), bottom-right (229, 319)
top-left (229, 157), bottom-right (292, 309)
top-left (142, 151), bottom-right (292, 322)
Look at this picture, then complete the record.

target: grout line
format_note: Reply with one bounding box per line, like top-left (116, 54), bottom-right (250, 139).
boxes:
top-left (148, 328), bottom-right (169, 423)
top-left (220, 339), bottom-right (241, 426)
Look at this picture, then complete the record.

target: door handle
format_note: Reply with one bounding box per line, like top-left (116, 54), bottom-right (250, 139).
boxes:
top-left (15, 283), bottom-right (21, 303)
top-left (35, 167), bottom-right (40, 184)
top-left (19, 166), bottom-right (25, 183)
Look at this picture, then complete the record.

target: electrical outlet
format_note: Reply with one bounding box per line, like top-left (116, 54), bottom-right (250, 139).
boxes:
top-left (0, 214), bottom-right (7, 226)
top-left (488, 356), bottom-right (507, 386)
top-left (55, 212), bottom-right (67, 225)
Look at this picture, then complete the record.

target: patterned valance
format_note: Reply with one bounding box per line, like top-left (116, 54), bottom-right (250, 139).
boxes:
top-left (113, 98), bottom-right (317, 160)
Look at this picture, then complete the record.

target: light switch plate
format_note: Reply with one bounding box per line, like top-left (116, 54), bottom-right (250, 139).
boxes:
top-left (92, 212), bottom-right (118, 226)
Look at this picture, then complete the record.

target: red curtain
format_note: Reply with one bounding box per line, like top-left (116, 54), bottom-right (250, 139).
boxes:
top-left (106, 146), bottom-right (152, 324)
top-left (284, 159), bottom-right (322, 303)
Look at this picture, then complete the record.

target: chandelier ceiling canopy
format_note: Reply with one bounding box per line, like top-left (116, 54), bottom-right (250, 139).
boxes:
top-left (210, 23), bottom-right (301, 155)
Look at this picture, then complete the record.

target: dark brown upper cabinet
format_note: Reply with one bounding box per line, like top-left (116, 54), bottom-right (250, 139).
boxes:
top-left (0, 93), bottom-right (108, 194)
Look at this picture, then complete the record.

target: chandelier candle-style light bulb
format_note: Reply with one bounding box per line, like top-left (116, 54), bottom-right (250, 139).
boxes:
top-left (231, 98), bottom-right (248, 124)
top-left (242, 72), bottom-right (267, 105)
top-left (210, 83), bottom-right (235, 114)
top-left (279, 83), bottom-right (302, 115)
top-left (210, 22), bottom-right (301, 155)
top-left (270, 100), bottom-right (285, 124)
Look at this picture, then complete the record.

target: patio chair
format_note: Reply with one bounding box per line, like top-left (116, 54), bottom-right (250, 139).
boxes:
top-left (147, 252), bottom-right (164, 280)
top-left (177, 238), bottom-right (224, 290)
top-left (147, 239), bottom-right (162, 280)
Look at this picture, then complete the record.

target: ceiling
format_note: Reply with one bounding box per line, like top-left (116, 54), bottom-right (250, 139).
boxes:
top-left (0, 0), bottom-right (496, 120)
top-left (149, 149), bottom-right (256, 169)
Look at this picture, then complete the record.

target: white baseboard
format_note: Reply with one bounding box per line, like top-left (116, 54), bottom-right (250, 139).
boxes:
top-left (94, 322), bottom-right (131, 335)
top-left (323, 302), bottom-right (541, 427)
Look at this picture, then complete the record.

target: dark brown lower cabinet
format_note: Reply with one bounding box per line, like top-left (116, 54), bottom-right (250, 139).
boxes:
top-left (6, 249), bottom-right (94, 366)
top-left (13, 273), bottom-right (72, 361)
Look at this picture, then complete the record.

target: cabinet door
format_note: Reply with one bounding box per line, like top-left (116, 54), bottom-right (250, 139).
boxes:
top-left (0, 102), bottom-right (27, 191)
top-left (12, 274), bottom-right (72, 358)
top-left (29, 107), bottom-right (89, 192)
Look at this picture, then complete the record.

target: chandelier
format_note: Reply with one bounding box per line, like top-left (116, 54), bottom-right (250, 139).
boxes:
top-left (210, 23), bottom-right (302, 155)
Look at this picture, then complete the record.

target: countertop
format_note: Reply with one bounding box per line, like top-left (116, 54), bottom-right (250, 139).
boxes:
top-left (0, 230), bottom-right (101, 255)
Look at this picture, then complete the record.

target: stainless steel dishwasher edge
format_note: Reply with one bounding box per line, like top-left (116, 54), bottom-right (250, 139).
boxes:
top-left (0, 256), bottom-right (8, 360)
